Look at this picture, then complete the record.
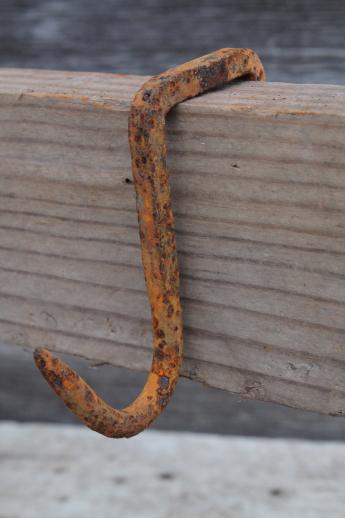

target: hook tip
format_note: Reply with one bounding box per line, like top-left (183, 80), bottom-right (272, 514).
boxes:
top-left (33, 347), bottom-right (52, 370)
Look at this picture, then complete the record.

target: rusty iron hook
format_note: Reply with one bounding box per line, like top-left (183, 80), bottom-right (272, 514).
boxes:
top-left (33, 48), bottom-right (265, 438)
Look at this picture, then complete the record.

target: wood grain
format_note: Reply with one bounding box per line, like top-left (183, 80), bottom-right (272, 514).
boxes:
top-left (1, 68), bottom-right (345, 416)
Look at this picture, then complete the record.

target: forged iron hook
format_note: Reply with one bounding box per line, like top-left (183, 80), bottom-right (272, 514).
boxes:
top-left (33, 48), bottom-right (265, 438)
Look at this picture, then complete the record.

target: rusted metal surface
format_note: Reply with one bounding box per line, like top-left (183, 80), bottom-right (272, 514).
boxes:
top-left (34, 48), bottom-right (265, 438)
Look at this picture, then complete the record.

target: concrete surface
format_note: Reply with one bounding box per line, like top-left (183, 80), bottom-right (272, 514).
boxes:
top-left (1, 422), bottom-right (345, 518)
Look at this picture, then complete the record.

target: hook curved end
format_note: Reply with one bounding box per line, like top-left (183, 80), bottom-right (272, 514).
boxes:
top-left (33, 346), bottom-right (179, 438)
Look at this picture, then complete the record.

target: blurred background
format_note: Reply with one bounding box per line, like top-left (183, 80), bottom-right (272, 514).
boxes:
top-left (1, 1), bottom-right (345, 516)
top-left (1, 0), bottom-right (345, 83)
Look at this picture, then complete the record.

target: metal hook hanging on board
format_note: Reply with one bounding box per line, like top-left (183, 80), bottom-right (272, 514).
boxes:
top-left (34, 48), bottom-right (265, 438)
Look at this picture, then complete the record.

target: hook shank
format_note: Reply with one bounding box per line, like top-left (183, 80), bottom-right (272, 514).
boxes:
top-left (34, 48), bottom-right (265, 438)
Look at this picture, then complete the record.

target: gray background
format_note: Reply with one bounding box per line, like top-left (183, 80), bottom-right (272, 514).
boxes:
top-left (1, 0), bottom-right (345, 439)
top-left (1, 0), bottom-right (345, 83)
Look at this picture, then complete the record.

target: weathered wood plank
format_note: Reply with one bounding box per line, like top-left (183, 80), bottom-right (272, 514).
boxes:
top-left (1, 68), bottom-right (345, 415)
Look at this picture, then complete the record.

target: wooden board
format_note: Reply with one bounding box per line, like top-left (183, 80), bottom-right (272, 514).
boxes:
top-left (1, 68), bottom-right (345, 415)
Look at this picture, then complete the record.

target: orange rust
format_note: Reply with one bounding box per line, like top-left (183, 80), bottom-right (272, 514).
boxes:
top-left (34, 48), bottom-right (265, 438)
